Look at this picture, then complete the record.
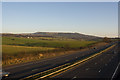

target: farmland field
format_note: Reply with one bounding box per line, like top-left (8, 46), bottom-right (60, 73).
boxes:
top-left (2, 36), bottom-right (98, 66)
top-left (2, 45), bottom-right (55, 55)
top-left (2, 37), bottom-right (97, 48)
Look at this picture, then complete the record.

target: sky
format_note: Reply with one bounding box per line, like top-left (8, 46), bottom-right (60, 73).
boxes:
top-left (1, 0), bottom-right (120, 2)
top-left (2, 2), bottom-right (118, 37)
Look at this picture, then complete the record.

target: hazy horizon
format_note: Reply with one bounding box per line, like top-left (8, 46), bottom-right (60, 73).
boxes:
top-left (1, 31), bottom-right (118, 38)
top-left (2, 2), bottom-right (118, 38)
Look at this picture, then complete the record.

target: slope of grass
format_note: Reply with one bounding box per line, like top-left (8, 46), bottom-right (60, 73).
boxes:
top-left (2, 45), bottom-right (56, 66)
top-left (2, 45), bottom-right (55, 55)
top-left (2, 37), bottom-right (97, 49)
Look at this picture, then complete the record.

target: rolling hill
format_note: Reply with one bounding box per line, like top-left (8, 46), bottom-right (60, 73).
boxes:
top-left (2, 32), bottom-right (102, 41)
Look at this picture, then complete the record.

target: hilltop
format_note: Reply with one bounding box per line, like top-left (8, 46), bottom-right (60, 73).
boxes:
top-left (2, 32), bottom-right (102, 41)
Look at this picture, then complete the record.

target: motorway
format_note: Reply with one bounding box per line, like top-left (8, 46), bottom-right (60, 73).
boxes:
top-left (2, 42), bottom-right (119, 79)
top-left (53, 42), bottom-right (120, 79)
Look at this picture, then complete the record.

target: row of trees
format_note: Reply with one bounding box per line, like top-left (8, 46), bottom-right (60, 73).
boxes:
top-left (103, 37), bottom-right (111, 43)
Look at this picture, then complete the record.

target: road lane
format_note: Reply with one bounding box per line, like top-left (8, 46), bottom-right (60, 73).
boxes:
top-left (54, 43), bottom-right (120, 79)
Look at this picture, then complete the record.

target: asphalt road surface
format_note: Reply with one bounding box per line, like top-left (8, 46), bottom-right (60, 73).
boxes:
top-left (53, 42), bottom-right (120, 80)
top-left (2, 42), bottom-right (117, 79)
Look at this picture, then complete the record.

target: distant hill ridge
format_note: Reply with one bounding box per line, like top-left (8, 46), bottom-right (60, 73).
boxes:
top-left (2, 32), bottom-right (102, 40)
top-left (33, 32), bottom-right (101, 40)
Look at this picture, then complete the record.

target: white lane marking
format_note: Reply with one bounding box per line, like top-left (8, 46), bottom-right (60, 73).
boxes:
top-left (111, 62), bottom-right (120, 80)
top-left (32, 69), bottom-right (38, 71)
top-left (98, 69), bottom-right (101, 72)
top-left (72, 76), bottom-right (77, 79)
top-left (85, 68), bottom-right (89, 71)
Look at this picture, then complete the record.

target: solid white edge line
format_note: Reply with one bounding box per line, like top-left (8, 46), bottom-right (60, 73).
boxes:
top-left (111, 62), bottom-right (120, 80)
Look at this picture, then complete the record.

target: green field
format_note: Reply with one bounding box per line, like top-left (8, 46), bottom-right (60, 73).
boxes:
top-left (2, 36), bottom-right (98, 65)
top-left (2, 37), bottom-right (97, 49)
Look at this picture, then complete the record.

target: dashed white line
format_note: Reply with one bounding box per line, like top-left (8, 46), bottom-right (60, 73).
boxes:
top-left (32, 69), bottom-right (38, 71)
top-left (111, 62), bottom-right (120, 80)
top-left (98, 69), bottom-right (101, 73)
top-left (72, 76), bottom-right (77, 79)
